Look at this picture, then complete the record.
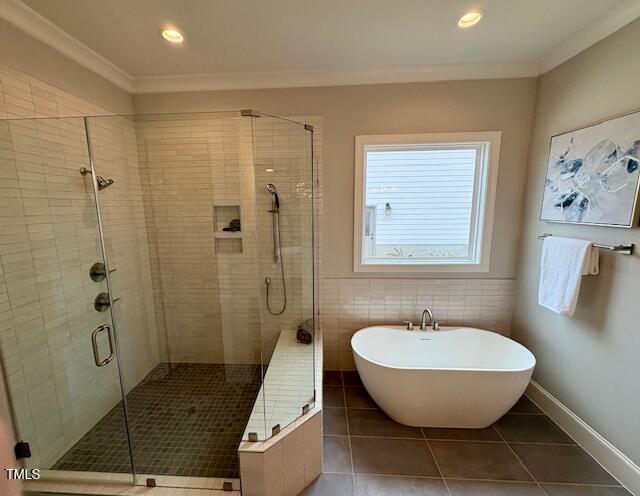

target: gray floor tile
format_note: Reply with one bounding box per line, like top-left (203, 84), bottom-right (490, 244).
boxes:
top-left (541, 484), bottom-right (632, 495)
top-left (446, 479), bottom-right (545, 495)
top-left (52, 362), bottom-right (261, 478)
top-left (323, 436), bottom-right (352, 473)
top-left (323, 386), bottom-right (345, 407)
top-left (343, 370), bottom-right (364, 386)
top-left (345, 387), bottom-right (378, 409)
top-left (323, 370), bottom-right (343, 386)
top-left (301, 473), bottom-right (355, 496)
top-left (351, 437), bottom-right (440, 477)
top-left (355, 474), bottom-right (448, 495)
top-left (512, 444), bottom-right (618, 485)
top-left (509, 396), bottom-right (543, 414)
top-left (494, 414), bottom-right (575, 444)
top-left (323, 407), bottom-right (348, 435)
top-left (429, 440), bottom-right (533, 481)
top-left (422, 426), bottom-right (501, 441)
top-left (348, 409), bottom-right (423, 438)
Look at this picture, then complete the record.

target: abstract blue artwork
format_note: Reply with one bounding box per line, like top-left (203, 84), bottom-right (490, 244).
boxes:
top-left (541, 110), bottom-right (640, 227)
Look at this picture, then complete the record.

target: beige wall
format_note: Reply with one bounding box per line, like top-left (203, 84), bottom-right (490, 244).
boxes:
top-left (0, 19), bottom-right (133, 116)
top-left (134, 78), bottom-right (538, 279)
top-left (512, 18), bottom-right (640, 466)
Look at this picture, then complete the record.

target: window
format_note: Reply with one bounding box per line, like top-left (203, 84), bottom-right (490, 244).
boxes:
top-left (354, 132), bottom-right (501, 272)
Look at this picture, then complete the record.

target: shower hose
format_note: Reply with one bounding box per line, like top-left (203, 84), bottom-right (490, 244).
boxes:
top-left (266, 210), bottom-right (287, 315)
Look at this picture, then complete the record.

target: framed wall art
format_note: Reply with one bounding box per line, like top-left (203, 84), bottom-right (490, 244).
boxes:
top-left (540, 110), bottom-right (640, 228)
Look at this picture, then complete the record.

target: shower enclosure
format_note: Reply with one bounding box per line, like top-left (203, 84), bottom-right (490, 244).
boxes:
top-left (0, 110), bottom-right (315, 489)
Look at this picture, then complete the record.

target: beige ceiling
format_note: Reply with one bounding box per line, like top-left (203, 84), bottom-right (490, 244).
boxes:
top-left (19, 0), bottom-right (625, 77)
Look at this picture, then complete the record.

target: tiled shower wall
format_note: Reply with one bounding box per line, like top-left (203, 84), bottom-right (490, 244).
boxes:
top-left (252, 117), bottom-right (316, 358)
top-left (136, 114), bottom-right (262, 363)
top-left (322, 277), bottom-right (515, 370)
top-left (0, 64), bottom-right (159, 468)
top-left (136, 114), bottom-right (317, 364)
top-left (87, 116), bottom-right (162, 388)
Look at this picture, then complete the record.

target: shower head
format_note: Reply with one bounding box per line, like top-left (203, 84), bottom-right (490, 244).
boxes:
top-left (79, 167), bottom-right (114, 191)
top-left (266, 183), bottom-right (280, 209)
top-left (96, 175), bottom-right (114, 191)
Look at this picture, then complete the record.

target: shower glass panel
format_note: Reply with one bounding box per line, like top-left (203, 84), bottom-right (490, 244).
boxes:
top-left (249, 114), bottom-right (315, 439)
top-left (0, 110), bottom-right (315, 490)
top-left (87, 112), bottom-right (267, 484)
top-left (0, 117), bottom-right (134, 480)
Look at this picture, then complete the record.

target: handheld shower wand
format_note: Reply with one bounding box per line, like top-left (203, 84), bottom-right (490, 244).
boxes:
top-left (266, 183), bottom-right (280, 261)
top-left (266, 183), bottom-right (286, 315)
top-left (266, 183), bottom-right (280, 210)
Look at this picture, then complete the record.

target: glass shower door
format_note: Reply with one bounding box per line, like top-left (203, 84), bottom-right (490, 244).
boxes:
top-left (0, 117), bottom-right (133, 480)
top-left (250, 114), bottom-right (316, 438)
top-left (87, 112), bottom-right (266, 488)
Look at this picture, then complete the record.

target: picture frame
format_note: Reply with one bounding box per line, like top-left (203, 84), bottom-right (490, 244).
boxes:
top-left (540, 109), bottom-right (640, 228)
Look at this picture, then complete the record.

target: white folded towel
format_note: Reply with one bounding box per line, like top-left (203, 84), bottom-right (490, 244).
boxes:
top-left (538, 236), bottom-right (599, 316)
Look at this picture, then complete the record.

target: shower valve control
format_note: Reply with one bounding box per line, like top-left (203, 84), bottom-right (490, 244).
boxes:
top-left (90, 262), bottom-right (116, 282)
top-left (94, 292), bottom-right (111, 312)
top-left (90, 262), bottom-right (107, 282)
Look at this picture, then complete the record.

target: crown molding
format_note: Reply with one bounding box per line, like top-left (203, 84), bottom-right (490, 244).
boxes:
top-left (2, 0), bottom-right (640, 94)
top-left (0, 0), bottom-right (134, 91)
top-left (539, 0), bottom-right (640, 74)
top-left (132, 59), bottom-right (540, 93)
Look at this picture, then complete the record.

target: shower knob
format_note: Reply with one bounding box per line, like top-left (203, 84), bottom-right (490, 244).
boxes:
top-left (90, 262), bottom-right (106, 282)
top-left (89, 262), bottom-right (116, 282)
top-left (94, 292), bottom-right (111, 312)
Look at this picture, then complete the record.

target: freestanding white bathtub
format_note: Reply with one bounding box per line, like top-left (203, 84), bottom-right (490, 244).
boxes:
top-left (351, 326), bottom-right (536, 428)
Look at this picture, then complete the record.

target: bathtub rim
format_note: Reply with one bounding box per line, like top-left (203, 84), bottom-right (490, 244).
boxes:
top-left (351, 325), bottom-right (536, 374)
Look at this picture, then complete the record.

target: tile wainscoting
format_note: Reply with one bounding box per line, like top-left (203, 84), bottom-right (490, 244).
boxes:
top-left (322, 277), bottom-right (515, 370)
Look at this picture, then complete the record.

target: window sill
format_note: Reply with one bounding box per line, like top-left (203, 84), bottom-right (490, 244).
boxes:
top-left (354, 262), bottom-right (490, 273)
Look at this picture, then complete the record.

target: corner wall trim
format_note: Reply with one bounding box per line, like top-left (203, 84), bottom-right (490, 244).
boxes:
top-left (526, 380), bottom-right (640, 495)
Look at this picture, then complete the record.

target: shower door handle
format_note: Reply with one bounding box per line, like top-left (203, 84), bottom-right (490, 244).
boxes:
top-left (91, 325), bottom-right (115, 367)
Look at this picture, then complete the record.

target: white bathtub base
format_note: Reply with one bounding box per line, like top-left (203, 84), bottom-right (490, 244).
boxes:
top-left (355, 355), bottom-right (531, 428)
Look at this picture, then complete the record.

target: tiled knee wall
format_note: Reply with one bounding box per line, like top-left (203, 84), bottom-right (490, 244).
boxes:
top-left (322, 277), bottom-right (515, 370)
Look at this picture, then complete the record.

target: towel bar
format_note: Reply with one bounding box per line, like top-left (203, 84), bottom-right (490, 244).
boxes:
top-left (538, 234), bottom-right (634, 255)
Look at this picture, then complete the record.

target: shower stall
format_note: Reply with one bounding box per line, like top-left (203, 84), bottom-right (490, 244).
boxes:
top-left (0, 110), bottom-right (315, 489)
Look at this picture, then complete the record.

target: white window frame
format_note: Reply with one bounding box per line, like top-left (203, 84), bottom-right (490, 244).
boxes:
top-left (353, 132), bottom-right (501, 273)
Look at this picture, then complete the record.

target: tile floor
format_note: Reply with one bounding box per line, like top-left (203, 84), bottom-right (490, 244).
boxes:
top-left (305, 370), bottom-right (632, 496)
top-left (52, 363), bottom-right (262, 478)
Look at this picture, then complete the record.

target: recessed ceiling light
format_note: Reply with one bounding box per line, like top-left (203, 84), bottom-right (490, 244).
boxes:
top-left (458, 10), bottom-right (482, 28)
top-left (161, 28), bottom-right (184, 43)
top-left (265, 168), bottom-right (275, 172)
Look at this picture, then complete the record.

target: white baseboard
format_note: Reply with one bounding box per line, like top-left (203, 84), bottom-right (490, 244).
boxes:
top-left (526, 380), bottom-right (640, 496)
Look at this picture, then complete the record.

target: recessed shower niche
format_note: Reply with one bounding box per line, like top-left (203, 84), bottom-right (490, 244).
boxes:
top-left (213, 203), bottom-right (243, 254)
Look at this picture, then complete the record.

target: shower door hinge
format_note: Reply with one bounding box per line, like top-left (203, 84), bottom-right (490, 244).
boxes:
top-left (302, 403), bottom-right (310, 415)
top-left (146, 478), bottom-right (156, 487)
top-left (14, 441), bottom-right (31, 460)
top-left (241, 109), bottom-right (261, 118)
top-left (304, 124), bottom-right (314, 132)
top-left (271, 424), bottom-right (281, 436)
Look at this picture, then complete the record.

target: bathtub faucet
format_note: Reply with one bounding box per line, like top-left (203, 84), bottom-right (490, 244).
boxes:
top-left (420, 308), bottom-right (440, 331)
